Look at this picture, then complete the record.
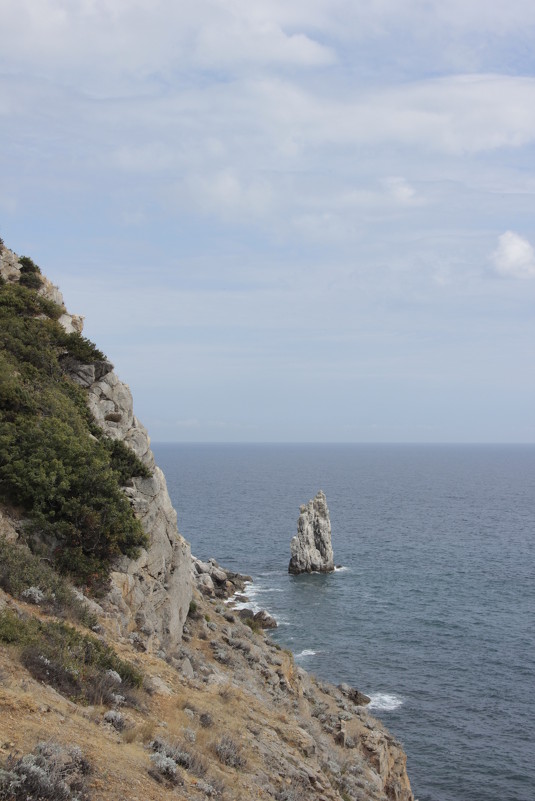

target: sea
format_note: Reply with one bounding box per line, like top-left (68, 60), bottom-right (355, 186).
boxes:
top-left (152, 443), bottom-right (535, 801)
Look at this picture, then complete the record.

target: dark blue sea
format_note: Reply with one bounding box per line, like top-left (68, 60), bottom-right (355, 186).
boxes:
top-left (153, 443), bottom-right (535, 801)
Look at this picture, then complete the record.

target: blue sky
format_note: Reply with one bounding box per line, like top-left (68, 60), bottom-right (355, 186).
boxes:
top-left (1, 0), bottom-right (534, 442)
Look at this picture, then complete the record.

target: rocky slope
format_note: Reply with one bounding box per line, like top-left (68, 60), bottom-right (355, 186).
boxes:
top-left (0, 243), bottom-right (414, 801)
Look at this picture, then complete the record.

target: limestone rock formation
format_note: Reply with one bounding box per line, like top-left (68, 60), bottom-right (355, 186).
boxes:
top-left (71, 359), bottom-right (192, 654)
top-left (289, 490), bottom-right (335, 574)
top-left (0, 247), bottom-right (192, 653)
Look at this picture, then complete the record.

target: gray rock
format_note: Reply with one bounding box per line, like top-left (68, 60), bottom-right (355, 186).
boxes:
top-left (253, 610), bottom-right (278, 629)
top-left (181, 657), bottom-right (194, 679)
top-left (193, 558), bottom-right (211, 574)
top-left (197, 573), bottom-right (215, 594)
top-left (0, 509), bottom-right (19, 543)
top-left (210, 566), bottom-right (228, 584)
top-left (338, 682), bottom-right (371, 706)
top-left (288, 490), bottom-right (334, 574)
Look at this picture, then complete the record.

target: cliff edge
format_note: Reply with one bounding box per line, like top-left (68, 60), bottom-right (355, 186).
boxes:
top-left (0, 241), bottom-right (414, 801)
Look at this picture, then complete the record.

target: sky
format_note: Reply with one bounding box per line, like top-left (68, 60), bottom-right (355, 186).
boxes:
top-left (1, 0), bottom-right (534, 443)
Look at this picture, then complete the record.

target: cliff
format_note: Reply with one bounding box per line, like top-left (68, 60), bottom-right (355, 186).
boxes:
top-left (0, 241), bottom-right (414, 801)
top-left (0, 244), bottom-right (191, 653)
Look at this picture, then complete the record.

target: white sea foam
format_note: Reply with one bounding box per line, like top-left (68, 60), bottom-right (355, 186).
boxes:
top-left (334, 565), bottom-right (348, 572)
top-left (253, 587), bottom-right (284, 593)
top-left (368, 693), bottom-right (403, 711)
top-left (295, 649), bottom-right (316, 658)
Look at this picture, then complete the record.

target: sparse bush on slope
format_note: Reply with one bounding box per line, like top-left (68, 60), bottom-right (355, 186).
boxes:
top-left (0, 537), bottom-right (97, 627)
top-left (0, 740), bottom-right (91, 801)
top-left (0, 607), bottom-right (142, 704)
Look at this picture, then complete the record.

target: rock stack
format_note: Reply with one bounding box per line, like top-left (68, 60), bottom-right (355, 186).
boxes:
top-left (288, 490), bottom-right (335, 574)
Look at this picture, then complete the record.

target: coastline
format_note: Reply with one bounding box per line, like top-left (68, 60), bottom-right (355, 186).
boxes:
top-left (0, 244), bottom-right (415, 800)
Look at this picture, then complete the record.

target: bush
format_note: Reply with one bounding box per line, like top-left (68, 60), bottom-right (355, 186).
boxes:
top-left (188, 599), bottom-right (200, 619)
top-left (19, 271), bottom-right (42, 290)
top-left (0, 609), bottom-right (143, 704)
top-left (0, 282), bottom-right (60, 320)
top-left (213, 735), bottom-right (246, 769)
top-left (148, 752), bottom-right (181, 785)
top-left (18, 256), bottom-right (41, 274)
top-left (103, 710), bottom-right (126, 731)
top-left (0, 538), bottom-right (97, 627)
top-left (104, 438), bottom-right (152, 483)
top-left (150, 738), bottom-right (207, 778)
top-left (0, 740), bottom-right (91, 801)
top-left (0, 274), bottom-right (151, 586)
top-left (56, 331), bottom-right (106, 364)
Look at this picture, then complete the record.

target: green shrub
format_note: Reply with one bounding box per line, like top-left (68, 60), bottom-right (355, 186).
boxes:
top-left (0, 608), bottom-right (143, 703)
top-left (0, 537), bottom-right (97, 627)
top-left (19, 271), bottom-right (42, 289)
top-left (0, 273), bottom-right (150, 586)
top-left (244, 617), bottom-right (262, 634)
top-left (104, 438), bottom-right (152, 483)
top-left (188, 600), bottom-right (198, 618)
top-left (18, 256), bottom-right (41, 274)
top-left (56, 330), bottom-right (107, 364)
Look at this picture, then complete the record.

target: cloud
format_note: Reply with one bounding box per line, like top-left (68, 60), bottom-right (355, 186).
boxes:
top-left (383, 177), bottom-right (425, 206)
top-left (492, 231), bottom-right (535, 279)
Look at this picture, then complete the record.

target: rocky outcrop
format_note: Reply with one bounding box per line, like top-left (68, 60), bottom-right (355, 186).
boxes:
top-left (0, 247), bottom-right (192, 654)
top-left (71, 359), bottom-right (192, 654)
top-left (192, 556), bottom-right (251, 599)
top-left (289, 490), bottom-right (335, 574)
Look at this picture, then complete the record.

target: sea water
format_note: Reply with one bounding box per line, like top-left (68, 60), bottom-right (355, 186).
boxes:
top-left (153, 443), bottom-right (535, 801)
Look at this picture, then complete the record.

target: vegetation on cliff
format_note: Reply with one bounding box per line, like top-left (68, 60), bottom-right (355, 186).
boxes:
top-left (0, 266), bottom-right (150, 586)
top-left (0, 244), bottom-right (414, 801)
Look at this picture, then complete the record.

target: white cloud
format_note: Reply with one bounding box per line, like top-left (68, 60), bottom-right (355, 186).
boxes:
top-left (383, 177), bottom-right (424, 206)
top-left (180, 168), bottom-right (274, 221)
top-left (492, 231), bottom-right (535, 279)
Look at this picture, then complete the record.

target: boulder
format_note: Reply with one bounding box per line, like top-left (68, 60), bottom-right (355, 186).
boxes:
top-left (338, 682), bottom-right (371, 706)
top-left (288, 490), bottom-right (334, 574)
top-left (253, 610), bottom-right (278, 629)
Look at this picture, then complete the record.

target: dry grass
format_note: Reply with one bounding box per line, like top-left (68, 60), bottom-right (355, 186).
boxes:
top-left (122, 719), bottom-right (157, 745)
top-left (0, 579), bottom-right (414, 801)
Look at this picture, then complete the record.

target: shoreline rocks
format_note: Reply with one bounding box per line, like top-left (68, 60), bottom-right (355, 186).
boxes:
top-left (289, 490), bottom-right (335, 574)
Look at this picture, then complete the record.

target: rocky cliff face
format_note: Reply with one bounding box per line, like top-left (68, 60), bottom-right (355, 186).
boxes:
top-left (0, 243), bottom-right (414, 801)
top-left (289, 490), bottom-right (335, 574)
top-left (0, 246), bottom-right (192, 653)
top-left (76, 365), bottom-right (192, 653)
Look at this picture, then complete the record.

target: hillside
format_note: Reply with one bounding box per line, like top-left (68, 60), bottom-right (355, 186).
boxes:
top-left (0, 241), bottom-right (414, 801)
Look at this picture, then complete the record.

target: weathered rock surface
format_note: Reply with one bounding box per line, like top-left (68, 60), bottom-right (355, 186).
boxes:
top-left (339, 682), bottom-right (371, 707)
top-left (289, 490), bottom-right (335, 574)
top-left (253, 609), bottom-right (278, 629)
top-left (79, 367), bottom-right (192, 653)
top-left (192, 556), bottom-right (251, 599)
top-left (0, 509), bottom-right (20, 544)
